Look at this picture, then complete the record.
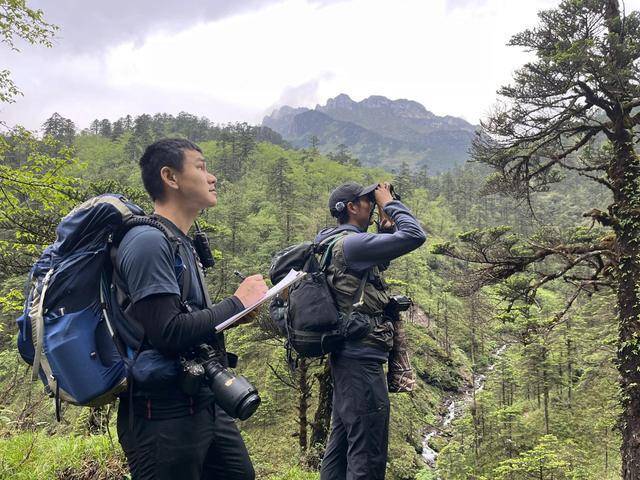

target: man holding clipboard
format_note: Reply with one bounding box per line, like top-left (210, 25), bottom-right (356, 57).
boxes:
top-left (115, 138), bottom-right (267, 480)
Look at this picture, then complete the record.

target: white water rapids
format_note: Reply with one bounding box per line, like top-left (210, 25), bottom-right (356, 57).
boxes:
top-left (421, 345), bottom-right (507, 469)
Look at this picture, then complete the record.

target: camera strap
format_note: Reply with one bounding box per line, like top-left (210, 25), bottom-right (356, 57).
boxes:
top-left (369, 201), bottom-right (376, 224)
top-left (176, 243), bottom-right (193, 311)
top-left (351, 268), bottom-right (371, 311)
top-left (174, 241), bottom-right (213, 310)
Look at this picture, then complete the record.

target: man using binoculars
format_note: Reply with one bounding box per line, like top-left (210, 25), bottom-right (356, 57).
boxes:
top-left (115, 138), bottom-right (267, 480)
top-left (317, 181), bottom-right (426, 480)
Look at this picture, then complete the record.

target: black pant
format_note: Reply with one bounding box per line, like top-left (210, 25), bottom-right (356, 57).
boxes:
top-left (117, 400), bottom-right (255, 480)
top-left (320, 354), bottom-right (390, 480)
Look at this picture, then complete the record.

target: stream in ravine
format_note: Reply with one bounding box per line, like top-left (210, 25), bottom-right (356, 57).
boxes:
top-left (421, 345), bottom-right (508, 471)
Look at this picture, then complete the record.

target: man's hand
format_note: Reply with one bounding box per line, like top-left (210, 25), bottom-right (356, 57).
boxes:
top-left (234, 274), bottom-right (268, 308)
top-left (377, 204), bottom-right (395, 232)
top-left (374, 182), bottom-right (394, 209)
top-left (375, 182), bottom-right (395, 232)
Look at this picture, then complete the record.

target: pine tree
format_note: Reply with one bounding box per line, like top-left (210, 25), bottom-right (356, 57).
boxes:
top-left (111, 119), bottom-right (125, 140)
top-left (98, 119), bottom-right (112, 138)
top-left (393, 160), bottom-right (414, 198)
top-left (433, 1), bottom-right (640, 476)
top-left (89, 119), bottom-right (100, 135)
top-left (42, 112), bottom-right (76, 146)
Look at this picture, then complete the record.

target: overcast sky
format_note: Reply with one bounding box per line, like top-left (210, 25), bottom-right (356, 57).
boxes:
top-left (2, 0), bottom-right (638, 130)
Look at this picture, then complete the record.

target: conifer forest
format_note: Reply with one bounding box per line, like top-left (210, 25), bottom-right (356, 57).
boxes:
top-left (1, 0), bottom-right (640, 478)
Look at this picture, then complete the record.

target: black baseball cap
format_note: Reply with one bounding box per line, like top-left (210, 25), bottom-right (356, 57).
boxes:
top-left (328, 182), bottom-right (378, 217)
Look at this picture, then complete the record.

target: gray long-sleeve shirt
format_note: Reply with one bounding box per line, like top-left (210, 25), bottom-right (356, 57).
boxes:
top-left (315, 200), bottom-right (426, 270)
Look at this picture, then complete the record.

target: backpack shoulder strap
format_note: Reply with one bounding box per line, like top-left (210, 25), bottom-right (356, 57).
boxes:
top-left (145, 215), bottom-right (193, 309)
top-left (116, 215), bottom-right (180, 250)
top-left (317, 231), bottom-right (354, 270)
top-left (127, 215), bottom-right (210, 311)
top-left (109, 215), bottom-right (188, 350)
top-left (318, 230), bottom-right (370, 309)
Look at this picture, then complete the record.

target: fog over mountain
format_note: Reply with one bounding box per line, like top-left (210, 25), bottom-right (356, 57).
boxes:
top-left (263, 94), bottom-right (477, 172)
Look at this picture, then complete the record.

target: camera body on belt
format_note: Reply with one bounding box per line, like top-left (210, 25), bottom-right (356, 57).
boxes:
top-left (180, 344), bottom-right (261, 421)
top-left (385, 295), bottom-right (412, 319)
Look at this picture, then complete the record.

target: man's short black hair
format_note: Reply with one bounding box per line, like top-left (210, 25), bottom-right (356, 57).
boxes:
top-left (139, 138), bottom-right (202, 201)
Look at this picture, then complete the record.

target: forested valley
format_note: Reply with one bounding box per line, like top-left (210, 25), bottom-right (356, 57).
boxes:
top-left (0, 107), bottom-right (619, 479)
top-left (2, 0), bottom-right (639, 479)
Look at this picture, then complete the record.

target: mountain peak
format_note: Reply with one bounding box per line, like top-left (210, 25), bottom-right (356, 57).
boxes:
top-left (359, 96), bottom-right (434, 119)
top-left (262, 93), bottom-right (475, 173)
top-left (361, 95), bottom-right (393, 107)
top-left (266, 105), bottom-right (309, 121)
top-left (323, 93), bottom-right (355, 109)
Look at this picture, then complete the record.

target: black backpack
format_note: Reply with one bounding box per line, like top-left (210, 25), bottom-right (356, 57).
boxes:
top-left (269, 233), bottom-right (369, 360)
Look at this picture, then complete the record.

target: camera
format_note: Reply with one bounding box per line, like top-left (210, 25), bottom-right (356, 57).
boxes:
top-left (385, 295), bottom-right (412, 318)
top-left (180, 344), bottom-right (261, 420)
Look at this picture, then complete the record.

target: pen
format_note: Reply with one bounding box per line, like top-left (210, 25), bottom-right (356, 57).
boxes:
top-left (234, 270), bottom-right (247, 281)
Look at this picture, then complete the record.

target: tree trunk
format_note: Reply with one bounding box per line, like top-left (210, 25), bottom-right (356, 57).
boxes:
top-left (595, 2), bottom-right (640, 476)
top-left (612, 128), bottom-right (640, 479)
top-left (566, 317), bottom-right (573, 405)
top-left (510, 382), bottom-right (514, 407)
top-left (309, 362), bottom-right (334, 459)
top-left (605, 425), bottom-right (610, 476)
top-left (285, 210), bottom-right (291, 244)
top-left (543, 366), bottom-right (550, 435)
top-left (558, 352), bottom-right (563, 398)
top-left (444, 309), bottom-right (451, 358)
top-left (85, 406), bottom-right (108, 435)
top-left (298, 358), bottom-right (309, 452)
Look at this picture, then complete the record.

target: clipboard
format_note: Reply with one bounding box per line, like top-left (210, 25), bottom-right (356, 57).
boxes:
top-left (215, 269), bottom-right (306, 332)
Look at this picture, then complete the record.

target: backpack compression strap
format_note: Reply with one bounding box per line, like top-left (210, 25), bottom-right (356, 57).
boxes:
top-left (29, 268), bottom-right (54, 382)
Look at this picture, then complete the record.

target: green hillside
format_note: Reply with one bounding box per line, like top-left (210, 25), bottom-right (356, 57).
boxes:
top-left (1, 0), bottom-right (635, 478)
top-left (0, 112), bottom-right (623, 478)
top-left (0, 123), bottom-right (476, 479)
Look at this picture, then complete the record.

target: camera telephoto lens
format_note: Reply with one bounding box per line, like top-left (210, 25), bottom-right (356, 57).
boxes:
top-left (235, 387), bottom-right (262, 421)
top-left (202, 359), bottom-right (261, 421)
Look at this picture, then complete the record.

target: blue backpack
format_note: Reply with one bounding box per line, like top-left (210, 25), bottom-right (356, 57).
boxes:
top-left (15, 194), bottom-right (177, 414)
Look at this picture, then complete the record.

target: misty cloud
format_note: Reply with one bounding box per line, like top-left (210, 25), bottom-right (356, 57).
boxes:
top-left (270, 73), bottom-right (335, 112)
top-left (444, 0), bottom-right (489, 11)
top-left (0, 51), bottom-right (258, 130)
top-left (29, 0), bottom-right (283, 53)
top-left (308, 0), bottom-right (353, 7)
top-left (1, 0), bottom-right (290, 129)
top-left (1, 0), bottom-right (584, 131)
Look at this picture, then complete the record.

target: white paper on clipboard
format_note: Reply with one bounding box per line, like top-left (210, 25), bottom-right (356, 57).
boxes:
top-left (215, 269), bottom-right (306, 332)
